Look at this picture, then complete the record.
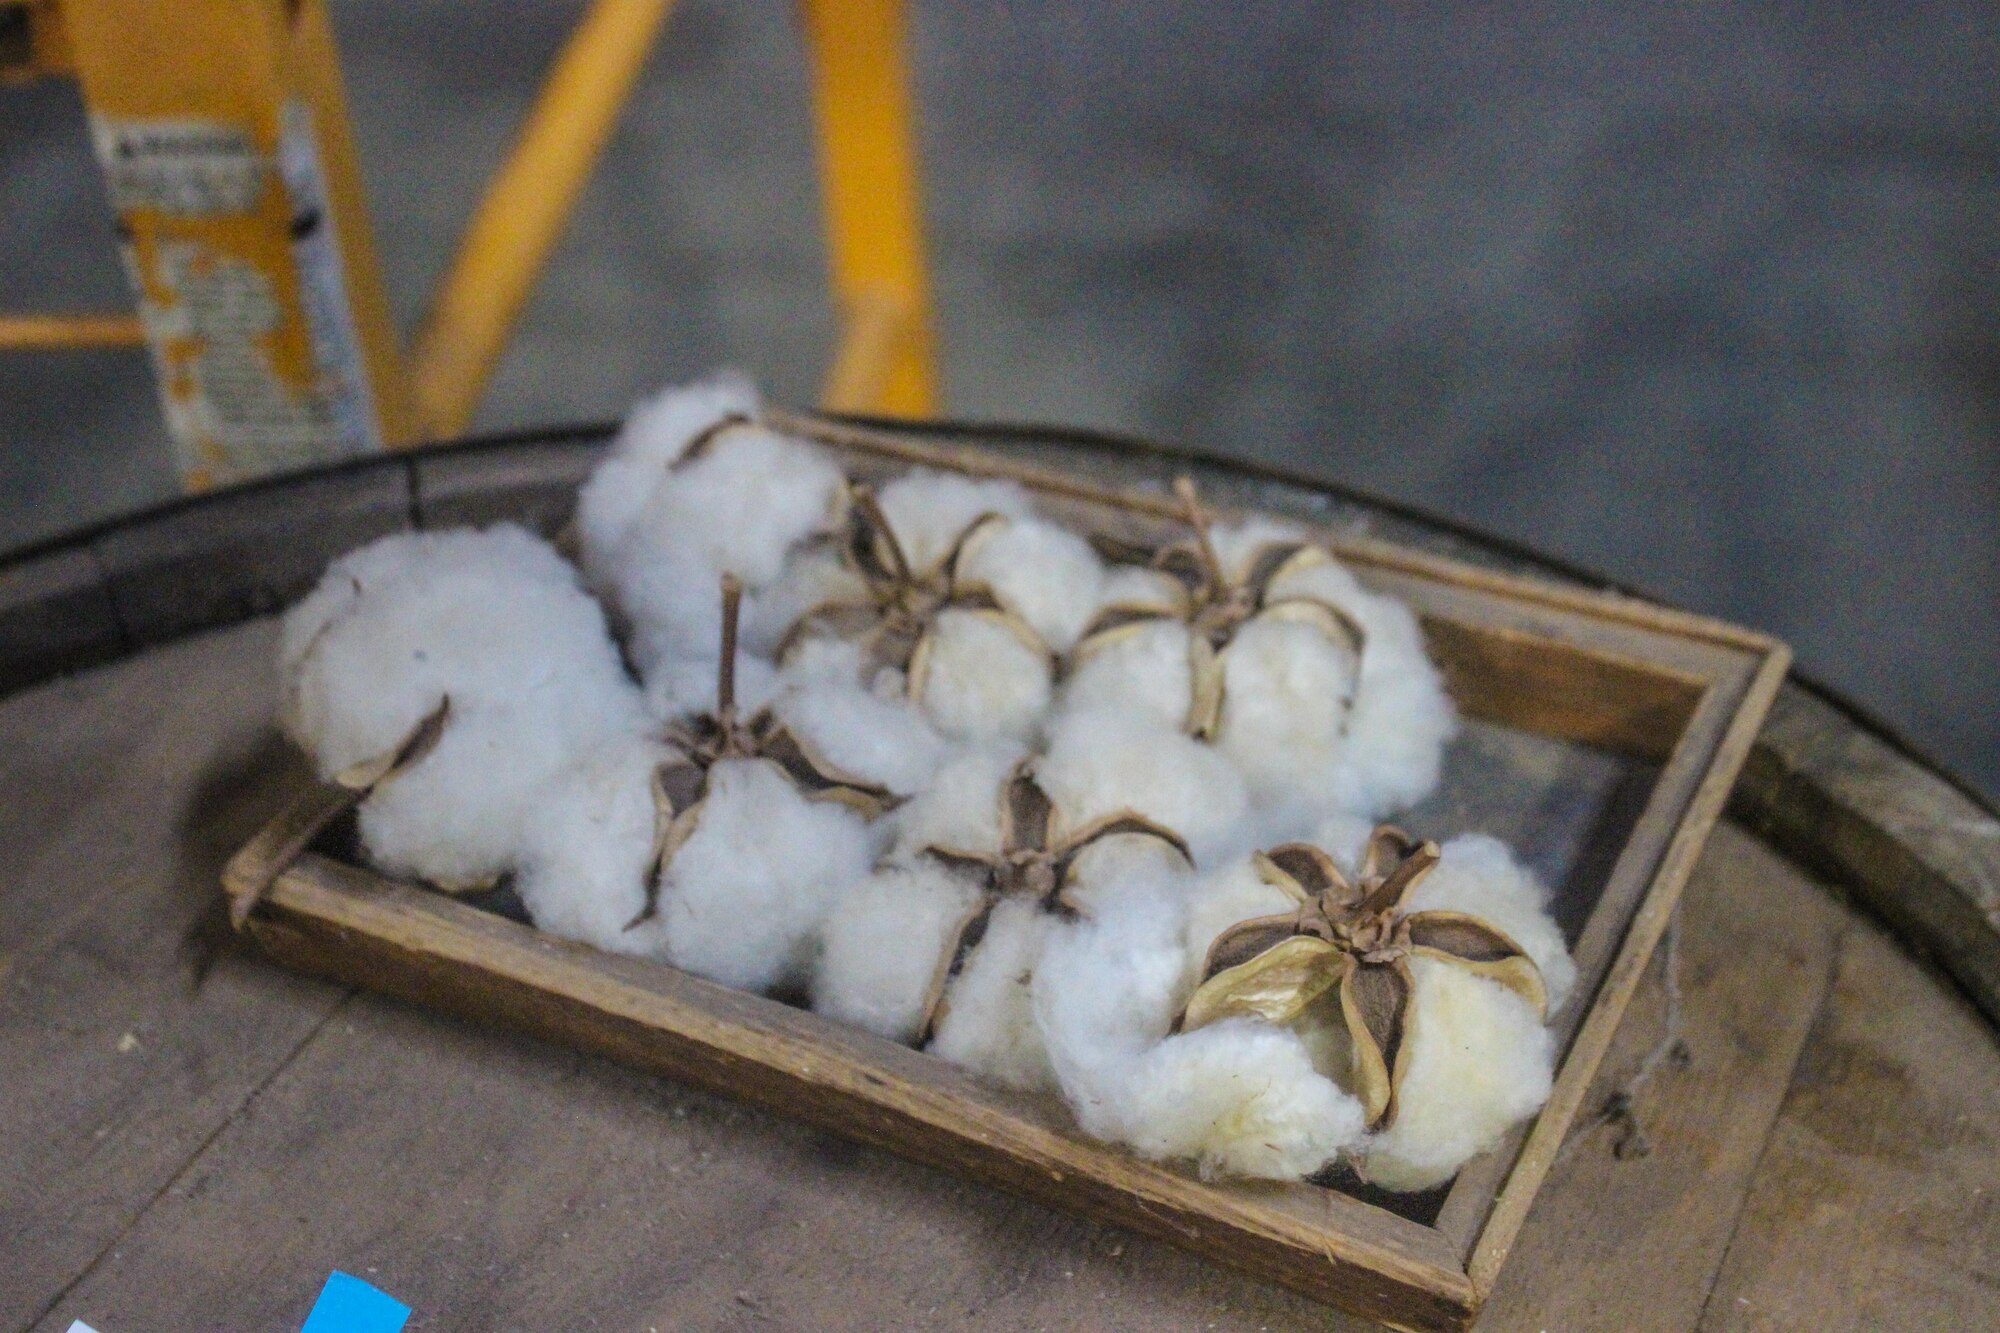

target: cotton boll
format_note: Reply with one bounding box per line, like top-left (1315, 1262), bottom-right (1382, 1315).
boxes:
top-left (773, 679), bottom-right (949, 797)
top-left (1058, 617), bottom-right (1194, 732)
top-left (658, 758), bottom-right (875, 994)
top-left (812, 859), bottom-right (983, 1042)
top-left (1039, 705), bottom-right (1251, 866)
top-left (281, 526), bottom-right (646, 888)
top-left (1213, 615), bottom-right (1363, 802)
top-left (576, 371), bottom-right (761, 568)
top-left (874, 470), bottom-right (1033, 574)
top-left (912, 608), bottom-right (1052, 742)
top-left (514, 731), bottom-right (678, 956)
top-left (887, 743), bottom-right (1026, 862)
top-left (603, 426), bottom-right (847, 671)
top-left (1405, 834), bottom-right (1577, 1010)
top-left (956, 517), bottom-right (1105, 652)
top-left (927, 895), bottom-right (1057, 1092)
top-left (1360, 957), bottom-right (1556, 1192)
top-left (282, 525), bottom-right (638, 775)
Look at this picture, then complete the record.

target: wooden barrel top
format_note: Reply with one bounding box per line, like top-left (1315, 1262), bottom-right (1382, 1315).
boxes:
top-left (4, 420), bottom-right (1996, 1331)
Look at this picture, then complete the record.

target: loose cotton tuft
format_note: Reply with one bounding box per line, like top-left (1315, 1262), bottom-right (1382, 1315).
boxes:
top-left (515, 731), bottom-right (677, 957)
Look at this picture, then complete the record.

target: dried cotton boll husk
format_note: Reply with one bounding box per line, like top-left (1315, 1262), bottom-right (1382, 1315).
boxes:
top-left (1038, 704), bottom-right (1252, 867)
top-left (954, 516), bottom-right (1106, 653)
top-left (514, 731), bottom-right (680, 957)
top-left (909, 607), bottom-right (1053, 742)
top-left (811, 859), bottom-right (984, 1042)
top-left (1402, 834), bottom-right (1577, 1010)
top-left (657, 757), bottom-right (877, 994)
top-left (1358, 958), bottom-right (1556, 1192)
top-left (925, 895), bottom-right (1059, 1092)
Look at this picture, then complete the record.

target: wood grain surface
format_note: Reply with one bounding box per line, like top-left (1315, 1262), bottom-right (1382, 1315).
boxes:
top-left (4, 617), bottom-right (1989, 1331)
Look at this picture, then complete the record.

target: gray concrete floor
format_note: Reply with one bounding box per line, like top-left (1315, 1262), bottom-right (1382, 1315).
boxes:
top-left (2, 1), bottom-right (1995, 797)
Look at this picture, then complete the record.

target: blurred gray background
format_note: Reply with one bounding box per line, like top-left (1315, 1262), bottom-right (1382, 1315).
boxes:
top-left (2, 1), bottom-right (1995, 796)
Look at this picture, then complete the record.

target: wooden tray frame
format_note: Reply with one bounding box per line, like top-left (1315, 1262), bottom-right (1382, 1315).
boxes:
top-left (223, 412), bottom-right (1789, 1331)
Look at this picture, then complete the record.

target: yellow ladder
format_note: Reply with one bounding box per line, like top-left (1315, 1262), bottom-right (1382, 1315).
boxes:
top-left (0, 0), bottom-right (938, 490)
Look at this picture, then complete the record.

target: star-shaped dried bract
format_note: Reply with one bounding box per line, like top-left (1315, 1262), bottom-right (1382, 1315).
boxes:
top-left (1177, 826), bottom-right (1547, 1129)
top-left (1071, 477), bottom-right (1369, 738)
top-left (627, 575), bottom-right (900, 929)
top-left (914, 760), bottom-right (1194, 1044)
top-left (776, 483), bottom-right (1050, 701)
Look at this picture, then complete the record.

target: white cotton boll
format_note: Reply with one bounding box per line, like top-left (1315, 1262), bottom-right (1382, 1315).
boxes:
top-left (887, 743), bottom-right (1026, 862)
top-left (576, 371), bottom-right (762, 568)
top-left (1039, 705), bottom-right (1251, 866)
top-left (642, 651), bottom-right (783, 724)
top-left (874, 470), bottom-right (1033, 573)
top-left (1360, 957), bottom-right (1556, 1192)
top-left (514, 732), bottom-right (677, 957)
top-left (658, 758), bottom-right (875, 994)
top-left (779, 635), bottom-right (868, 690)
top-left (914, 608), bottom-right (1052, 742)
top-left (589, 419), bottom-right (845, 671)
top-left (1405, 834), bottom-right (1577, 1011)
top-left (812, 859), bottom-right (982, 1042)
top-left (773, 679), bottom-right (949, 797)
top-left (1213, 615), bottom-right (1362, 804)
top-left (927, 895), bottom-right (1057, 1092)
top-left (957, 517), bottom-right (1105, 652)
top-left (281, 526), bottom-right (638, 774)
top-left (1058, 617), bottom-right (1194, 733)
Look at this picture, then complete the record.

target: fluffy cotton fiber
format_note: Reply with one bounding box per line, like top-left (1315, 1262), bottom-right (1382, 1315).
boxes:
top-left (578, 375), bottom-right (846, 674)
top-left (515, 731), bottom-right (677, 957)
top-left (812, 859), bottom-right (983, 1041)
top-left (1178, 825), bottom-right (1574, 1190)
top-left (1034, 885), bottom-right (1368, 1179)
top-left (1038, 704), bottom-right (1252, 868)
top-left (1360, 959), bottom-right (1556, 1191)
top-left (280, 525), bottom-right (645, 888)
top-left (656, 757), bottom-right (876, 994)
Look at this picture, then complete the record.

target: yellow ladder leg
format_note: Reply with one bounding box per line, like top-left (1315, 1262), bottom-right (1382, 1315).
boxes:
top-left (800, 0), bottom-right (939, 417)
top-left (59, 0), bottom-right (415, 490)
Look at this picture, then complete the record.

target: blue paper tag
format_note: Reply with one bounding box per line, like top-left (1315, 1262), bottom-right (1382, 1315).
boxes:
top-left (300, 1272), bottom-right (410, 1333)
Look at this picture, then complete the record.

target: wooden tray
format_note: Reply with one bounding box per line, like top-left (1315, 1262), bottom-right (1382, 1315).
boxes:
top-left (223, 412), bottom-right (1789, 1332)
